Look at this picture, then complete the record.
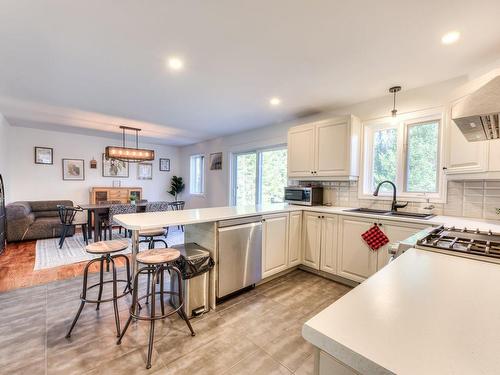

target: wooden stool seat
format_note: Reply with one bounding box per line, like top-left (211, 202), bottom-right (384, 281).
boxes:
top-left (136, 248), bottom-right (180, 265)
top-left (139, 228), bottom-right (166, 237)
top-left (85, 239), bottom-right (129, 254)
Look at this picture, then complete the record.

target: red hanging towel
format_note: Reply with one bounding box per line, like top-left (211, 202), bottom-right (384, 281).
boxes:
top-left (361, 224), bottom-right (389, 251)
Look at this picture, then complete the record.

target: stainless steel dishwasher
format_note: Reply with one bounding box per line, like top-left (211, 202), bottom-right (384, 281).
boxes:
top-left (217, 216), bottom-right (262, 299)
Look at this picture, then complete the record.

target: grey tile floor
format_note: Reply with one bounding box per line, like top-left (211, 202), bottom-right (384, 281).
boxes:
top-left (0, 269), bottom-right (351, 375)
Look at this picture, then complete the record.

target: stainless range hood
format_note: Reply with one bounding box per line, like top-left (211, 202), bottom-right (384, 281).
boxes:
top-left (452, 76), bottom-right (500, 141)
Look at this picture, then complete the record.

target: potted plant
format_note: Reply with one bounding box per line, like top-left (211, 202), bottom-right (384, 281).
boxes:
top-left (129, 194), bottom-right (137, 206)
top-left (168, 176), bottom-right (185, 201)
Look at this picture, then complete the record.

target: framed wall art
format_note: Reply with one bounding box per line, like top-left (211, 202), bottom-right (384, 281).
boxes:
top-left (209, 152), bottom-right (222, 170)
top-left (34, 147), bottom-right (53, 165)
top-left (102, 154), bottom-right (129, 177)
top-left (137, 162), bottom-right (153, 180)
top-left (159, 158), bottom-right (170, 172)
top-left (62, 159), bottom-right (85, 180)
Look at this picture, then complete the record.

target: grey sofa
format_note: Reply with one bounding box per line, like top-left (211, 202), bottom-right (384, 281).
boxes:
top-left (6, 200), bottom-right (75, 242)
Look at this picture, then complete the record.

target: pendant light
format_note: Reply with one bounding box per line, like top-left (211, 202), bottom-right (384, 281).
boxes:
top-left (105, 126), bottom-right (155, 162)
top-left (389, 86), bottom-right (402, 117)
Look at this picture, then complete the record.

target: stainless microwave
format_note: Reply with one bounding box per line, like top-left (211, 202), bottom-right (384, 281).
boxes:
top-left (284, 186), bottom-right (323, 206)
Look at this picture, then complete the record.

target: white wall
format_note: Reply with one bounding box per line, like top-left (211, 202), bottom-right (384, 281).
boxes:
top-left (6, 126), bottom-right (181, 204)
top-left (0, 114), bottom-right (10, 201)
top-left (178, 74), bottom-right (480, 209)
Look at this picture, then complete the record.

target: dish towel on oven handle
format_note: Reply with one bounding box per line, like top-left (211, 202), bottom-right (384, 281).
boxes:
top-left (361, 224), bottom-right (389, 251)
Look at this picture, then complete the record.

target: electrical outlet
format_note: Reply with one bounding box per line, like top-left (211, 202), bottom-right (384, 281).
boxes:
top-left (496, 208), bottom-right (500, 215)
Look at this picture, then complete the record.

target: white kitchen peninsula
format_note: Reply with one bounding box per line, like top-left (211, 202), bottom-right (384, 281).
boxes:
top-left (113, 203), bottom-right (500, 312)
top-left (302, 248), bottom-right (500, 374)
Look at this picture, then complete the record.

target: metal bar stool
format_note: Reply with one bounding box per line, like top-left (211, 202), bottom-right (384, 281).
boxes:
top-left (66, 239), bottom-right (131, 338)
top-left (117, 248), bottom-right (195, 369)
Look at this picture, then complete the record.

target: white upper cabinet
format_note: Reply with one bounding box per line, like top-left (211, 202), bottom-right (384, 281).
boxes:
top-left (488, 139), bottom-right (500, 172)
top-left (288, 124), bottom-right (316, 178)
top-left (262, 213), bottom-right (289, 278)
top-left (445, 119), bottom-right (489, 175)
top-left (288, 116), bottom-right (361, 179)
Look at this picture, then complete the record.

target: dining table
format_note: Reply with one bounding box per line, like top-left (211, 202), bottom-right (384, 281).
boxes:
top-left (79, 202), bottom-right (148, 241)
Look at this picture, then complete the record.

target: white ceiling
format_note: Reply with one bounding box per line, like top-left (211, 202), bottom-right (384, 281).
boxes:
top-left (1, 0), bottom-right (500, 145)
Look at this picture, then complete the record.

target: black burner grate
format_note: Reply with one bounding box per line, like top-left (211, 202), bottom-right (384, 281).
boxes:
top-left (417, 226), bottom-right (500, 260)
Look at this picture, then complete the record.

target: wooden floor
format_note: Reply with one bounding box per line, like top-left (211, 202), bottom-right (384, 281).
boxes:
top-left (0, 239), bottom-right (128, 293)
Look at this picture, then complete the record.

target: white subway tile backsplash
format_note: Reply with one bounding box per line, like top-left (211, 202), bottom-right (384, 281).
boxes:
top-left (312, 179), bottom-right (500, 221)
top-left (463, 195), bottom-right (483, 203)
top-left (485, 181), bottom-right (500, 188)
top-left (464, 188), bottom-right (484, 196)
top-left (484, 189), bottom-right (500, 197)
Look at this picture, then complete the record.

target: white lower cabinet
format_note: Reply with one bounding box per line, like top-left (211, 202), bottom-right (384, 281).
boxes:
top-left (319, 214), bottom-right (338, 274)
top-left (302, 212), bottom-right (322, 269)
top-left (337, 216), bottom-right (428, 282)
top-left (376, 221), bottom-right (427, 270)
top-left (337, 217), bottom-right (378, 283)
top-left (262, 210), bottom-right (429, 283)
top-left (288, 211), bottom-right (302, 267)
top-left (262, 213), bottom-right (289, 278)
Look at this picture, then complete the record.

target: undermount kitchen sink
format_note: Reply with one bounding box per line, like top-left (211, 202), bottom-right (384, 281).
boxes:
top-left (344, 208), bottom-right (392, 215)
top-left (344, 208), bottom-right (435, 220)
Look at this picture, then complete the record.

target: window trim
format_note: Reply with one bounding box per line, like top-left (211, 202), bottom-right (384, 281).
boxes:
top-left (359, 108), bottom-right (447, 203)
top-left (230, 144), bottom-right (287, 206)
top-left (189, 154), bottom-right (205, 195)
top-left (402, 117), bottom-right (442, 194)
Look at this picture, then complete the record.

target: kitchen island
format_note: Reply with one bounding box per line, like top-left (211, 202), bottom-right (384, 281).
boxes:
top-left (302, 248), bottom-right (500, 374)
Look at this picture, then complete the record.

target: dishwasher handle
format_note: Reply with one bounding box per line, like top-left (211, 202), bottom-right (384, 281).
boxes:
top-left (217, 221), bottom-right (262, 233)
top-left (218, 215), bottom-right (263, 228)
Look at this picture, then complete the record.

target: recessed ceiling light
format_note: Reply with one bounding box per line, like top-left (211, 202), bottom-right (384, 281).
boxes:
top-left (441, 31), bottom-right (460, 45)
top-left (167, 57), bottom-right (184, 71)
top-left (270, 97), bottom-right (281, 106)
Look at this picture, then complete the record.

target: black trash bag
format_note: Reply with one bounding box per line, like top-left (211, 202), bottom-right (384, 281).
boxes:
top-left (175, 255), bottom-right (215, 280)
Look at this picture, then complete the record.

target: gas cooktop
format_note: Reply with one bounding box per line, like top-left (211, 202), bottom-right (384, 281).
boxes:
top-left (416, 226), bottom-right (500, 262)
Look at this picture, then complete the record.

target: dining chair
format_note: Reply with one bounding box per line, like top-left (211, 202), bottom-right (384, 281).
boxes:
top-left (57, 205), bottom-right (88, 248)
top-left (103, 204), bottom-right (137, 240)
top-left (169, 201), bottom-right (185, 231)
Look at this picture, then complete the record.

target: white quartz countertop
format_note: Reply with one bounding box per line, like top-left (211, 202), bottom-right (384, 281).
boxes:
top-left (113, 203), bottom-right (500, 232)
top-left (302, 248), bottom-right (500, 374)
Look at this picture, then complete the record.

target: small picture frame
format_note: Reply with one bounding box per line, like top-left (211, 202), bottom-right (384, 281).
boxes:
top-left (159, 158), bottom-right (170, 172)
top-left (137, 162), bottom-right (153, 180)
top-left (102, 153), bottom-right (129, 178)
top-left (210, 152), bottom-right (223, 170)
top-left (35, 147), bottom-right (53, 165)
top-left (62, 159), bottom-right (85, 180)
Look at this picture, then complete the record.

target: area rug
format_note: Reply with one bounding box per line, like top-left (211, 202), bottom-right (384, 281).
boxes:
top-left (34, 228), bottom-right (184, 270)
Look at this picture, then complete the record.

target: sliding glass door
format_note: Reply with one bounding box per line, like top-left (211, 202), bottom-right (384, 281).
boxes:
top-left (233, 146), bottom-right (287, 206)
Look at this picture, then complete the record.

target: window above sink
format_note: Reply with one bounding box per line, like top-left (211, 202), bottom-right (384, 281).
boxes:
top-left (359, 108), bottom-right (447, 203)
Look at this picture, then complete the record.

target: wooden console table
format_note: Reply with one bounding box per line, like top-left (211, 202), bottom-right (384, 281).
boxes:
top-left (89, 187), bottom-right (143, 204)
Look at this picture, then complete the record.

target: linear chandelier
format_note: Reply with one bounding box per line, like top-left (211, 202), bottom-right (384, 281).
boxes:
top-left (105, 126), bottom-right (155, 162)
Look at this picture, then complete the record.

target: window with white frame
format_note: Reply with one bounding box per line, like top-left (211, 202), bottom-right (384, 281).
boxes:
top-left (231, 146), bottom-right (287, 206)
top-left (189, 154), bottom-right (205, 194)
top-left (361, 111), bottom-right (444, 201)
